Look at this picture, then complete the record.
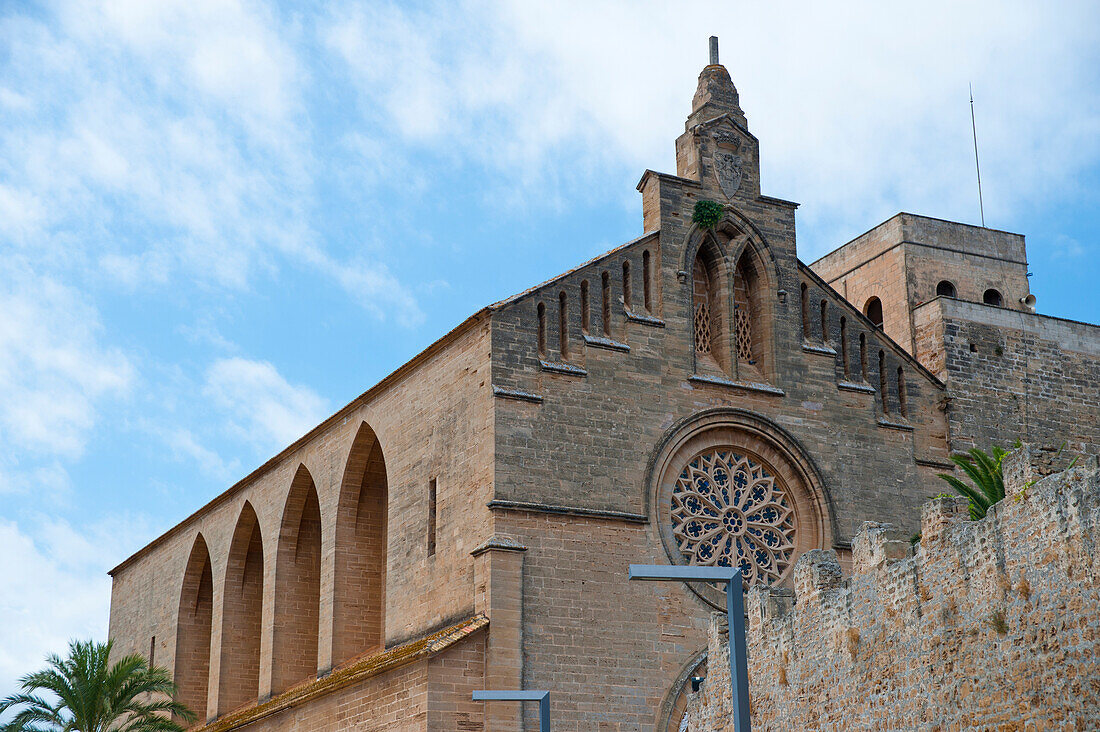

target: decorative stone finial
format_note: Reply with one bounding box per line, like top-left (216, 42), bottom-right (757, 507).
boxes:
top-left (709, 36), bottom-right (719, 65)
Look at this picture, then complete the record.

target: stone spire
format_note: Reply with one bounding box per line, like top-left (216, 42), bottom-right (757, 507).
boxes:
top-left (673, 36), bottom-right (759, 199)
top-left (688, 36), bottom-right (747, 130)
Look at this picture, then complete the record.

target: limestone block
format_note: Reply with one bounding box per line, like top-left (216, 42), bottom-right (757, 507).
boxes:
top-left (919, 494), bottom-right (969, 543)
top-left (793, 549), bottom-right (843, 600)
top-left (851, 521), bottom-right (908, 573)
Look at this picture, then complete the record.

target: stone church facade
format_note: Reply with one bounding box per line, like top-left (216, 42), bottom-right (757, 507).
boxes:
top-left (107, 44), bottom-right (1100, 731)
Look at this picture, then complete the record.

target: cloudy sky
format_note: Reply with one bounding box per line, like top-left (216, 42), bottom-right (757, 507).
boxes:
top-left (1, 0), bottom-right (1098, 697)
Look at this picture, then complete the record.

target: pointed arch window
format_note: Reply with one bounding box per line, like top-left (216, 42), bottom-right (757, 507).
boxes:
top-left (732, 246), bottom-right (767, 379)
top-left (692, 241), bottom-right (727, 375)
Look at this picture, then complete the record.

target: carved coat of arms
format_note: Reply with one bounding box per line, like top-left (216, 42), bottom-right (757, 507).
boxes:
top-left (713, 149), bottom-right (743, 198)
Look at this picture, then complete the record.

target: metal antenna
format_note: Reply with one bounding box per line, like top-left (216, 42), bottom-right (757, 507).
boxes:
top-left (710, 36), bottom-right (719, 65)
top-left (969, 83), bottom-right (985, 228)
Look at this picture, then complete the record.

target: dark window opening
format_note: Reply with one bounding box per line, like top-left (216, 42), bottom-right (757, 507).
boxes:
top-left (580, 280), bottom-right (590, 333)
top-left (864, 297), bottom-right (883, 328)
top-left (536, 302), bottom-right (546, 357)
top-left (558, 291), bottom-right (569, 359)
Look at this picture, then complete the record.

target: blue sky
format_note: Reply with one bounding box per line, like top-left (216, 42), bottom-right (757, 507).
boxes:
top-left (1, 0), bottom-right (1098, 695)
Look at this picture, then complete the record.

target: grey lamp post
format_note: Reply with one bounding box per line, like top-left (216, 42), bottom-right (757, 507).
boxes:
top-left (472, 689), bottom-right (551, 732)
top-left (628, 564), bottom-right (751, 732)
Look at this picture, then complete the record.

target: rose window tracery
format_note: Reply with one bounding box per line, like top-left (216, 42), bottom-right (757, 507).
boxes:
top-left (671, 449), bottom-right (795, 588)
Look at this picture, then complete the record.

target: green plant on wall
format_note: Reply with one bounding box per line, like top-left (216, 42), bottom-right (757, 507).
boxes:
top-left (937, 446), bottom-right (1008, 520)
top-left (692, 199), bottom-right (725, 229)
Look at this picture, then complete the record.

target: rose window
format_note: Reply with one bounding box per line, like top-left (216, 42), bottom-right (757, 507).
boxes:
top-left (671, 449), bottom-right (796, 588)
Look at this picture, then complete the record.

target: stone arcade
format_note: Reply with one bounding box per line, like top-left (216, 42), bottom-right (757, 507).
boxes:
top-left (107, 40), bottom-right (1100, 731)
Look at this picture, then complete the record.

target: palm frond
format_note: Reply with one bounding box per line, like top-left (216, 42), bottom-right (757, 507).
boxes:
top-left (1, 639), bottom-right (196, 732)
top-left (938, 444), bottom-right (1010, 520)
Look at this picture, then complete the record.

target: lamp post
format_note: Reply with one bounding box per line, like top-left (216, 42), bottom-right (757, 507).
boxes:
top-left (472, 689), bottom-right (551, 732)
top-left (628, 564), bottom-right (751, 732)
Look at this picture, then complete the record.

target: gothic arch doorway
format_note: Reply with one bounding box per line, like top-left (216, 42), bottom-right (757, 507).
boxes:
top-left (656, 651), bottom-right (708, 732)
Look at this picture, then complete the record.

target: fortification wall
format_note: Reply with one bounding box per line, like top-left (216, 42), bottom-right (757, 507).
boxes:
top-left (914, 297), bottom-right (1100, 458)
top-left (686, 445), bottom-right (1100, 731)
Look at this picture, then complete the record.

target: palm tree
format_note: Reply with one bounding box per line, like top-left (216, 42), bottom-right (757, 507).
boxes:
top-left (0, 639), bottom-right (196, 732)
top-left (937, 446), bottom-right (1008, 520)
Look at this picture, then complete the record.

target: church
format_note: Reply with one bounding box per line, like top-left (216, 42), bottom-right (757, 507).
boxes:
top-left (106, 39), bottom-right (1100, 731)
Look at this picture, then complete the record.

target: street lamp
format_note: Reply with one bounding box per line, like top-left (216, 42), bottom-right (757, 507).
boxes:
top-left (472, 689), bottom-right (551, 732)
top-left (628, 564), bottom-right (751, 732)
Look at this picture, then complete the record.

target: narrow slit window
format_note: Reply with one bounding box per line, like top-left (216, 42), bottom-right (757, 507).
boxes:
top-left (879, 350), bottom-right (889, 414)
top-left (601, 271), bottom-right (611, 337)
top-left (840, 317), bottom-right (850, 379)
top-left (580, 280), bottom-right (590, 333)
top-left (820, 300), bottom-right (829, 344)
top-left (149, 636), bottom-right (156, 666)
top-left (800, 283), bottom-right (810, 340)
top-left (622, 261), bottom-right (632, 310)
top-left (860, 333), bottom-right (868, 381)
top-left (427, 479), bottom-right (437, 557)
top-left (897, 366), bottom-right (908, 418)
top-left (558, 291), bottom-right (569, 359)
top-left (642, 250), bottom-right (652, 313)
top-left (536, 302), bottom-right (546, 357)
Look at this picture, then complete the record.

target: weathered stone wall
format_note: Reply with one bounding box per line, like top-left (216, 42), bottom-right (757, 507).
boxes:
top-left (489, 181), bottom-right (951, 549)
top-left (107, 317), bottom-right (495, 723)
top-left (810, 213), bottom-right (1031, 353)
top-left (685, 446), bottom-right (1100, 731)
top-left (914, 297), bottom-right (1100, 458)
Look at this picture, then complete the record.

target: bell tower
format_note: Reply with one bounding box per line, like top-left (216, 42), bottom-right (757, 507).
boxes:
top-left (675, 37), bottom-right (762, 203)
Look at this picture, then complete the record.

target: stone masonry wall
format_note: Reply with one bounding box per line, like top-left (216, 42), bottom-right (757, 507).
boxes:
top-left (810, 213), bottom-right (1030, 354)
top-left (914, 297), bottom-right (1100, 458)
top-left (108, 318), bottom-right (495, 722)
top-left (685, 445), bottom-right (1100, 731)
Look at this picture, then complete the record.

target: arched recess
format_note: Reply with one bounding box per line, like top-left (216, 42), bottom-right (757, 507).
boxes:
top-left (864, 296), bottom-right (884, 328)
top-left (219, 502), bottom-right (264, 714)
top-left (332, 421), bottom-right (388, 667)
top-left (656, 650), bottom-right (708, 732)
top-left (648, 408), bottom-right (834, 610)
top-left (681, 214), bottom-right (779, 383)
top-left (174, 534), bottom-right (213, 723)
top-left (271, 465), bottom-right (322, 693)
top-left (691, 234), bottom-right (730, 376)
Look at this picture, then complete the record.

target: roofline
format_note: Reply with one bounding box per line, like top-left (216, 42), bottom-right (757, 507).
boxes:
top-left (914, 295), bottom-right (1100, 332)
top-left (809, 211), bottom-right (1025, 268)
top-left (196, 614), bottom-right (488, 731)
top-left (490, 231), bottom-right (660, 309)
top-left (798, 260), bottom-right (945, 388)
top-left (111, 227), bottom-right (670, 577)
top-left (109, 307), bottom-right (491, 577)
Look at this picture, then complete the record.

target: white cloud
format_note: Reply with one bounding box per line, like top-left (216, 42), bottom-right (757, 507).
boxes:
top-left (0, 263), bottom-right (132, 458)
top-left (203, 357), bottom-right (329, 450)
top-left (0, 0), bottom-right (421, 323)
top-left (0, 514), bottom-right (157, 702)
top-left (161, 427), bottom-right (242, 484)
top-left (324, 0), bottom-right (1100, 252)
